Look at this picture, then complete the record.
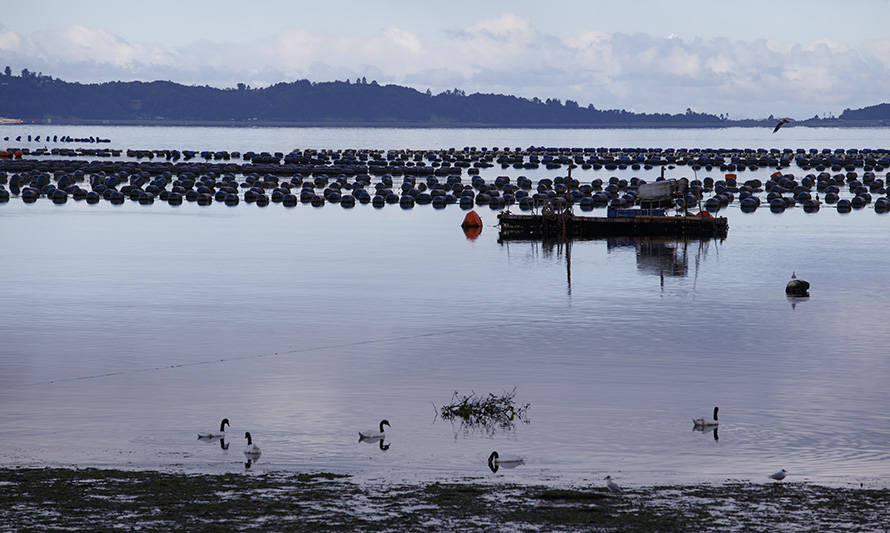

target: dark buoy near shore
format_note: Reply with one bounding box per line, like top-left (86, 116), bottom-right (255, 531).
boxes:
top-left (785, 272), bottom-right (810, 297)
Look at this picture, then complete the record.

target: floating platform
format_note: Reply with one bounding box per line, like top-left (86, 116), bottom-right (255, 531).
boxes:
top-left (498, 211), bottom-right (728, 240)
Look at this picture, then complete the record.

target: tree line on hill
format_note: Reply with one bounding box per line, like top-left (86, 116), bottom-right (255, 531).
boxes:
top-left (1, 67), bottom-right (886, 127)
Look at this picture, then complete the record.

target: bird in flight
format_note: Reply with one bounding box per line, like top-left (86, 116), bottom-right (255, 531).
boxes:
top-left (773, 118), bottom-right (791, 133)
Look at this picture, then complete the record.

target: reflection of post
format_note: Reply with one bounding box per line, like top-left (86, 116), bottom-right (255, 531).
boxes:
top-left (566, 238), bottom-right (572, 296)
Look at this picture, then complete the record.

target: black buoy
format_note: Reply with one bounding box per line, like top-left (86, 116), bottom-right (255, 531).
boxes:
top-left (785, 272), bottom-right (810, 297)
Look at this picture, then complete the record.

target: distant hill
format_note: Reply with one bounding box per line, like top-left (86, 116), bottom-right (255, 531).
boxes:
top-left (0, 69), bottom-right (734, 127)
top-left (1, 69), bottom-right (886, 127)
top-left (839, 103), bottom-right (890, 121)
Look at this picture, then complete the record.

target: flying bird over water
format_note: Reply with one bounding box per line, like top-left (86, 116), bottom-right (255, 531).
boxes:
top-left (773, 118), bottom-right (791, 133)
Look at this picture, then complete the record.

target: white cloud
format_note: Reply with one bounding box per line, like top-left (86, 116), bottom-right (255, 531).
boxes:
top-left (383, 28), bottom-right (423, 55)
top-left (1, 17), bottom-right (890, 118)
top-left (467, 13), bottom-right (532, 37)
top-left (0, 26), bottom-right (22, 51)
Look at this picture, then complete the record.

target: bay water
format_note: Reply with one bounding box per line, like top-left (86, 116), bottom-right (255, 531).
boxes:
top-left (1, 126), bottom-right (888, 488)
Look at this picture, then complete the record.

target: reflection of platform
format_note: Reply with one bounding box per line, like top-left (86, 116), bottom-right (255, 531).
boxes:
top-left (498, 212), bottom-right (728, 240)
top-left (500, 235), bottom-right (717, 294)
top-left (607, 238), bottom-right (699, 277)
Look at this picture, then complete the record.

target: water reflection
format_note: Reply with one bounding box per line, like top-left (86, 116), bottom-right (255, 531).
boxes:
top-left (358, 435), bottom-right (390, 451)
top-left (606, 237), bottom-right (721, 281)
top-left (692, 426), bottom-right (720, 442)
top-left (501, 235), bottom-right (721, 293)
top-left (787, 295), bottom-right (810, 310)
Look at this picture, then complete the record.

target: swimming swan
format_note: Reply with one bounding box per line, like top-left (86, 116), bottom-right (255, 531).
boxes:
top-left (198, 418), bottom-right (229, 439)
top-left (693, 407), bottom-right (719, 427)
top-left (243, 432), bottom-right (262, 458)
top-left (488, 451), bottom-right (524, 472)
top-left (604, 475), bottom-right (623, 493)
top-left (359, 419), bottom-right (390, 440)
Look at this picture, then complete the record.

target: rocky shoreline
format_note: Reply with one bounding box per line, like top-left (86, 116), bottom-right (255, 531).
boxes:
top-left (1, 468), bottom-right (887, 531)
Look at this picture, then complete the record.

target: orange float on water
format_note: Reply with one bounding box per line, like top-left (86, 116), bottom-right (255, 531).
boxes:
top-left (461, 210), bottom-right (482, 240)
top-left (461, 210), bottom-right (482, 228)
top-left (462, 225), bottom-right (482, 240)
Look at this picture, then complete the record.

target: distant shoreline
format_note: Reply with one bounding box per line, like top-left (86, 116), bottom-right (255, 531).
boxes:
top-left (4, 118), bottom-right (890, 128)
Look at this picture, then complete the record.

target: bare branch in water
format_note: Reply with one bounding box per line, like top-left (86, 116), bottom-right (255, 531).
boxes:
top-left (439, 387), bottom-right (530, 432)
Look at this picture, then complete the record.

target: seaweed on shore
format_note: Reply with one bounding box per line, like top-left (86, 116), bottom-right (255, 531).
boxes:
top-left (3, 468), bottom-right (889, 532)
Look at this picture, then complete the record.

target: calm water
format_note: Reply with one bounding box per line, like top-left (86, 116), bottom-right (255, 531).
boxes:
top-left (1, 126), bottom-right (889, 488)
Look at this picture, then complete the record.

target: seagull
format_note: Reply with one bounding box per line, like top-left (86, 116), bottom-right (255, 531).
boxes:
top-left (604, 475), bottom-right (623, 493)
top-left (769, 469), bottom-right (787, 481)
top-left (773, 118), bottom-right (791, 133)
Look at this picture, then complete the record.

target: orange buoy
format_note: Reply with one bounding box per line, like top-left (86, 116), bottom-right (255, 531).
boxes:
top-left (461, 210), bottom-right (482, 228)
top-left (462, 225), bottom-right (482, 240)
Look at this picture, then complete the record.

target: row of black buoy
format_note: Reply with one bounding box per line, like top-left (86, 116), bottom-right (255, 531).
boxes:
top-left (700, 170), bottom-right (890, 213)
top-left (2, 165), bottom-right (888, 213)
top-left (5, 144), bottom-right (890, 174)
top-left (2, 135), bottom-right (111, 143)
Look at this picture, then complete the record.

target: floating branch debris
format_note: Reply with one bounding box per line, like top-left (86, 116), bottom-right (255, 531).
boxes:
top-left (438, 388), bottom-right (530, 430)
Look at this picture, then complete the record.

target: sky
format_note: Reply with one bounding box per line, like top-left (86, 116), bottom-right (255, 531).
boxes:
top-left (2, 0), bottom-right (890, 118)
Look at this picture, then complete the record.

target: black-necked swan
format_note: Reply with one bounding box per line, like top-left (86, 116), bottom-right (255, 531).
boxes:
top-left (769, 469), bottom-right (787, 481)
top-left (359, 419), bottom-right (390, 440)
top-left (693, 407), bottom-right (719, 427)
top-left (244, 432), bottom-right (262, 458)
top-left (488, 451), bottom-right (524, 473)
top-left (604, 475), bottom-right (623, 493)
top-left (198, 418), bottom-right (229, 440)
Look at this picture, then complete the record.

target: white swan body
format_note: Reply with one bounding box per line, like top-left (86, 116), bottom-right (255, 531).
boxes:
top-left (769, 469), bottom-right (787, 481)
top-left (243, 432), bottom-right (261, 458)
top-left (198, 418), bottom-right (229, 440)
top-left (488, 451), bottom-right (524, 472)
top-left (693, 407), bottom-right (719, 427)
top-left (359, 419), bottom-right (390, 440)
top-left (604, 475), bottom-right (623, 493)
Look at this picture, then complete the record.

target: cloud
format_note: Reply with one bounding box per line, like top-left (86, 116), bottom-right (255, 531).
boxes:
top-left (1, 18), bottom-right (889, 118)
top-left (466, 13), bottom-right (532, 38)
